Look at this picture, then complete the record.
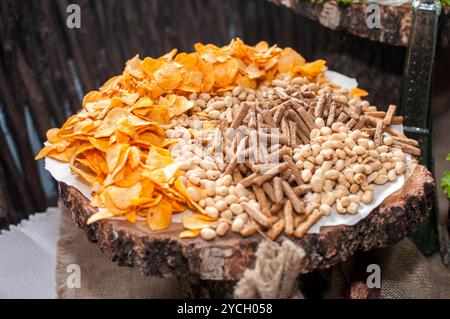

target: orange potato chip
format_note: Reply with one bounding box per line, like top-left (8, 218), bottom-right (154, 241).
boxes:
top-left (154, 63), bottom-right (183, 91)
top-left (351, 88), bottom-right (369, 97)
top-left (295, 59), bottom-right (327, 78)
top-left (147, 198), bottom-right (172, 230)
top-left (277, 47), bottom-right (306, 73)
top-left (168, 96), bottom-right (194, 118)
top-left (213, 58), bottom-right (239, 88)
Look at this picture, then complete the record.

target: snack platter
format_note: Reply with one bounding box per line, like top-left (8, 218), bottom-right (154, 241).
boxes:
top-left (37, 39), bottom-right (434, 284)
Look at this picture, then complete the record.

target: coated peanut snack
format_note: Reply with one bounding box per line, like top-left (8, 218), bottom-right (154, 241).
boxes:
top-left (35, 39), bottom-right (418, 241)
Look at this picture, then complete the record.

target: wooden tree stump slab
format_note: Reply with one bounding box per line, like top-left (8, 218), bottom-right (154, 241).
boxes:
top-left (271, 0), bottom-right (450, 47)
top-left (58, 163), bottom-right (434, 283)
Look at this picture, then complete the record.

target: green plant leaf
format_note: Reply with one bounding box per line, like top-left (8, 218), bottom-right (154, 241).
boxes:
top-left (440, 171), bottom-right (450, 199)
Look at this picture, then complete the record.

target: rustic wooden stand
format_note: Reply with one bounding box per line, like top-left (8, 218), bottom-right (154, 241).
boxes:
top-left (59, 163), bottom-right (434, 298)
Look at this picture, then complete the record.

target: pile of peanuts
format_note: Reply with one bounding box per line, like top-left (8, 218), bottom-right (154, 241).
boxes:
top-left (164, 73), bottom-right (413, 241)
top-left (293, 119), bottom-right (406, 218)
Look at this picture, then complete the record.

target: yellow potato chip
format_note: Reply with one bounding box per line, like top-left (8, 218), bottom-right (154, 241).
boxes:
top-left (105, 182), bottom-right (142, 210)
top-left (182, 213), bottom-right (215, 230)
top-left (147, 198), bottom-right (172, 230)
top-left (179, 229), bottom-right (200, 239)
top-left (87, 208), bottom-right (115, 225)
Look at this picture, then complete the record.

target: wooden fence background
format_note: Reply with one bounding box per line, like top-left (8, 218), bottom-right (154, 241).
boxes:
top-left (0, 0), bottom-right (445, 231)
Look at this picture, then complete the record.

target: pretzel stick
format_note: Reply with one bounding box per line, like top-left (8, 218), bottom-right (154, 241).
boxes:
top-left (343, 107), bottom-right (360, 120)
top-left (283, 155), bottom-right (302, 185)
top-left (259, 132), bottom-right (288, 145)
top-left (383, 104), bottom-right (397, 126)
top-left (273, 176), bottom-right (284, 204)
top-left (296, 126), bottom-right (310, 144)
top-left (284, 200), bottom-right (294, 236)
top-left (326, 102), bottom-right (336, 126)
top-left (385, 126), bottom-right (406, 138)
top-left (232, 168), bottom-right (243, 183)
top-left (288, 121), bottom-right (298, 148)
top-left (240, 172), bottom-right (258, 188)
top-left (238, 163), bottom-right (248, 175)
top-left (390, 116), bottom-right (404, 125)
top-left (275, 87), bottom-right (289, 100)
top-left (252, 185), bottom-right (271, 217)
top-left (262, 182), bottom-right (277, 203)
top-left (332, 95), bottom-right (349, 106)
top-left (281, 180), bottom-right (305, 214)
top-left (223, 136), bottom-right (248, 175)
top-left (392, 140), bottom-right (421, 156)
top-left (297, 106), bottom-right (316, 131)
top-left (294, 184), bottom-right (312, 196)
top-left (294, 215), bottom-right (308, 228)
top-left (273, 105), bottom-right (287, 125)
top-left (247, 103), bottom-right (257, 128)
top-left (353, 116), bottom-right (367, 130)
top-left (374, 121), bottom-right (383, 147)
top-left (294, 210), bottom-right (324, 238)
top-left (270, 202), bottom-right (285, 214)
top-left (241, 203), bottom-right (271, 228)
top-left (287, 109), bottom-right (310, 140)
top-left (336, 111), bottom-right (349, 123)
top-left (254, 162), bottom-right (289, 186)
top-left (314, 92), bottom-right (329, 118)
top-left (365, 111), bottom-right (386, 118)
top-left (267, 219), bottom-right (285, 241)
top-left (280, 117), bottom-right (290, 145)
top-left (240, 222), bottom-right (259, 237)
top-left (261, 110), bottom-right (277, 128)
top-left (230, 102), bottom-right (251, 128)
top-left (393, 136), bottom-right (419, 147)
top-left (345, 118), bottom-right (358, 129)
top-left (267, 148), bottom-right (292, 165)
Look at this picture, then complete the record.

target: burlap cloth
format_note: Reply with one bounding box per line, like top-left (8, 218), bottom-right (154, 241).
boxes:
top-left (56, 208), bottom-right (450, 299)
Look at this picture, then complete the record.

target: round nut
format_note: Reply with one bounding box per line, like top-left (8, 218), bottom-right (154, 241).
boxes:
top-left (201, 228), bottom-right (216, 241)
top-left (205, 206), bottom-right (219, 218)
top-left (324, 169), bottom-right (339, 180)
top-left (231, 218), bottom-right (245, 233)
top-left (347, 202), bottom-right (359, 215)
top-left (216, 222), bottom-right (230, 236)
top-left (215, 200), bottom-right (228, 212)
top-left (361, 190), bottom-right (374, 204)
top-left (216, 186), bottom-right (229, 197)
top-left (374, 174), bottom-right (388, 185)
top-left (229, 203), bottom-right (243, 215)
top-left (187, 187), bottom-right (201, 202)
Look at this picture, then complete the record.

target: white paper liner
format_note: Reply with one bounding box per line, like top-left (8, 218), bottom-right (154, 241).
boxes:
top-left (43, 71), bottom-right (411, 234)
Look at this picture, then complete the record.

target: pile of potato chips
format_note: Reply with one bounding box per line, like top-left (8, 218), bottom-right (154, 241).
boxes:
top-left (36, 38), bottom-right (329, 232)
